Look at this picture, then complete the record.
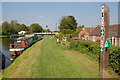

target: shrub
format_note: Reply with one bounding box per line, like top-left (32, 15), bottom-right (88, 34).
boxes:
top-left (108, 46), bottom-right (120, 74)
top-left (69, 40), bottom-right (100, 61)
top-left (55, 32), bottom-right (64, 40)
top-left (69, 40), bottom-right (120, 75)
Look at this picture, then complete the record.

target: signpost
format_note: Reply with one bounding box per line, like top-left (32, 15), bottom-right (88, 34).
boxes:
top-left (100, 4), bottom-right (110, 78)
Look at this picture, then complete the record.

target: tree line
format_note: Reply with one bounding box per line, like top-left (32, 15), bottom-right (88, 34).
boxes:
top-left (1, 15), bottom-right (84, 35)
top-left (1, 20), bottom-right (51, 35)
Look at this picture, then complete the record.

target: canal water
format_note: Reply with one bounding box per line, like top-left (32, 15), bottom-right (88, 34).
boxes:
top-left (0, 38), bottom-right (14, 68)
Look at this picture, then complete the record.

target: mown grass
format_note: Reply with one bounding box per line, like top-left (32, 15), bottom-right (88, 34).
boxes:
top-left (0, 35), bottom-right (9, 38)
top-left (0, 72), bottom-right (2, 79)
top-left (2, 37), bottom-right (103, 78)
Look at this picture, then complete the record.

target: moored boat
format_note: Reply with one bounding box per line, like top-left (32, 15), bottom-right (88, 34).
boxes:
top-left (9, 36), bottom-right (40, 61)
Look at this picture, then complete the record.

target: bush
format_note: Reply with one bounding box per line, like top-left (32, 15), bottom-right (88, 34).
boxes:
top-left (108, 46), bottom-right (120, 74)
top-left (69, 40), bottom-right (120, 75)
top-left (69, 40), bottom-right (100, 61)
top-left (55, 32), bottom-right (64, 40)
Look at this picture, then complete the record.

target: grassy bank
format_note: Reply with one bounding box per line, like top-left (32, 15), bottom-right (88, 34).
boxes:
top-left (0, 35), bottom-right (24, 38)
top-left (2, 37), bottom-right (118, 78)
top-left (0, 72), bottom-right (2, 79)
top-left (0, 35), bottom-right (10, 38)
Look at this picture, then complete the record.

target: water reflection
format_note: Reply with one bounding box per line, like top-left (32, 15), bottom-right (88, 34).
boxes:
top-left (2, 38), bottom-right (10, 50)
top-left (0, 38), bottom-right (15, 68)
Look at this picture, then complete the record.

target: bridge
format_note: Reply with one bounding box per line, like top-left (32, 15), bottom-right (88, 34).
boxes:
top-left (34, 32), bottom-right (59, 35)
top-left (25, 32), bottom-right (59, 38)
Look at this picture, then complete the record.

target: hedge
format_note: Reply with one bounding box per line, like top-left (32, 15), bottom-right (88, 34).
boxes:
top-left (69, 40), bottom-right (120, 75)
top-left (109, 46), bottom-right (120, 74)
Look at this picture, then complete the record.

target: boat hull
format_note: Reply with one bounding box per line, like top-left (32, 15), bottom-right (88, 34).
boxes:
top-left (10, 48), bottom-right (25, 61)
top-left (10, 48), bottom-right (25, 54)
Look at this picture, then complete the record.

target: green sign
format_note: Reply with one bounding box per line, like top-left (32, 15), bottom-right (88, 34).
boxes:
top-left (100, 29), bottom-right (105, 36)
top-left (100, 47), bottom-right (104, 53)
top-left (105, 39), bottom-right (112, 48)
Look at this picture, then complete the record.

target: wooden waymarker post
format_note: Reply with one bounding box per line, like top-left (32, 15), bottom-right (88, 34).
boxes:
top-left (100, 4), bottom-right (110, 78)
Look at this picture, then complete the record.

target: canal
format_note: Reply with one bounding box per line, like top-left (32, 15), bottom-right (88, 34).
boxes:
top-left (0, 38), bottom-right (14, 68)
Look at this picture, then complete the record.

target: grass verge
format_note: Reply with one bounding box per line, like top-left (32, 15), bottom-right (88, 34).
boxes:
top-left (2, 37), bottom-right (118, 78)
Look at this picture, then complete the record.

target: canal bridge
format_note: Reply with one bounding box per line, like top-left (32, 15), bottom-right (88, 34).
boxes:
top-left (25, 32), bottom-right (59, 38)
top-left (34, 32), bottom-right (58, 35)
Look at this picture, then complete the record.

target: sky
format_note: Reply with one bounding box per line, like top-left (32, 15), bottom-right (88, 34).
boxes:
top-left (0, 2), bottom-right (1, 24)
top-left (1, 0), bottom-right (120, 2)
top-left (1, 2), bottom-right (119, 31)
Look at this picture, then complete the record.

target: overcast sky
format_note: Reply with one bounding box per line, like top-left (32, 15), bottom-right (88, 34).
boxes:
top-left (1, 2), bottom-right (119, 31)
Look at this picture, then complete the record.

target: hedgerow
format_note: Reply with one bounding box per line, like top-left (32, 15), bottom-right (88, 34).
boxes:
top-left (108, 46), bottom-right (120, 75)
top-left (69, 40), bottom-right (120, 75)
top-left (69, 40), bottom-right (100, 61)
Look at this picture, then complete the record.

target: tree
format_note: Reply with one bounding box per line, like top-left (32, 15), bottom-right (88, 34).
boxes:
top-left (46, 29), bottom-right (51, 32)
top-left (2, 20), bottom-right (22, 34)
top-left (46, 25), bottom-right (48, 28)
top-left (77, 25), bottom-right (84, 31)
top-left (0, 25), bottom-right (2, 34)
top-left (10, 20), bottom-right (20, 34)
top-left (61, 29), bottom-right (74, 34)
top-left (71, 25), bottom-right (85, 37)
top-left (42, 29), bottom-right (51, 32)
top-left (29, 23), bottom-right (43, 33)
top-left (76, 25), bottom-right (84, 34)
top-left (59, 16), bottom-right (78, 32)
top-left (20, 24), bottom-right (28, 31)
top-left (2, 21), bottom-right (10, 35)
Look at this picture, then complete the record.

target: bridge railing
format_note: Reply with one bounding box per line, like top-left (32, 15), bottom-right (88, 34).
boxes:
top-left (34, 32), bottom-right (58, 35)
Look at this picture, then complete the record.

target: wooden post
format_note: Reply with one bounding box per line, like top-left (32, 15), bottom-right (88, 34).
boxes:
top-left (100, 4), bottom-right (110, 78)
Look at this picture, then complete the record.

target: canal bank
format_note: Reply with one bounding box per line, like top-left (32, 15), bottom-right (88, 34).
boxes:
top-left (0, 35), bottom-right (24, 38)
top-left (0, 35), bottom-right (42, 70)
top-left (2, 37), bottom-right (119, 78)
top-left (2, 38), bottom-right (44, 78)
top-left (0, 35), bottom-right (11, 38)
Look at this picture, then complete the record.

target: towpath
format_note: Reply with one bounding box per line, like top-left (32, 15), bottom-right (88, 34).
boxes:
top-left (3, 37), bottom-right (116, 78)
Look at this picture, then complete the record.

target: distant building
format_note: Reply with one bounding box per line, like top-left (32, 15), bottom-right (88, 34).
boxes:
top-left (89, 25), bottom-right (101, 42)
top-left (78, 24), bottom-right (120, 47)
top-left (18, 30), bottom-right (27, 35)
top-left (78, 27), bottom-right (95, 41)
